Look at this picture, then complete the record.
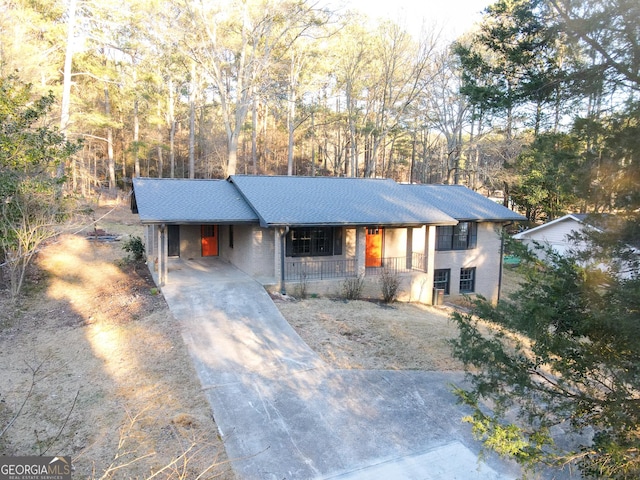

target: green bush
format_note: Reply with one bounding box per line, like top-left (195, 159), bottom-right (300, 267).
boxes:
top-left (122, 235), bottom-right (145, 262)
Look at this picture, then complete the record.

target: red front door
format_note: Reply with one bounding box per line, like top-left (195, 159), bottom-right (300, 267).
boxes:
top-left (201, 225), bottom-right (219, 256)
top-left (365, 227), bottom-right (383, 267)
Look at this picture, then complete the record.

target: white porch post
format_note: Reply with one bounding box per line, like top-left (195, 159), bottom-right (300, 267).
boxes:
top-left (157, 226), bottom-right (163, 285)
top-left (144, 225), bottom-right (149, 262)
top-left (355, 226), bottom-right (366, 277)
top-left (162, 225), bottom-right (168, 285)
top-left (157, 225), bottom-right (168, 286)
top-left (406, 227), bottom-right (413, 270)
top-left (424, 225), bottom-right (436, 304)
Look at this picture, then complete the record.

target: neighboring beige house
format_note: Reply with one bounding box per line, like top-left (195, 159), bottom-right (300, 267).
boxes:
top-left (131, 176), bottom-right (525, 304)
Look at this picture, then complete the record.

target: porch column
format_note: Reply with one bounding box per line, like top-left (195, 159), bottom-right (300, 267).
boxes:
top-left (162, 225), bottom-right (168, 285)
top-left (157, 226), bottom-right (163, 285)
top-left (424, 225), bottom-right (436, 304)
top-left (157, 224), bottom-right (168, 286)
top-left (406, 227), bottom-right (413, 270)
top-left (355, 226), bottom-right (366, 277)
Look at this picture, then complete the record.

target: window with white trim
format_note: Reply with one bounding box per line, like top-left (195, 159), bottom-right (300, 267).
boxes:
top-left (434, 269), bottom-right (450, 294)
top-left (459, 267), bottom-right (476, 293)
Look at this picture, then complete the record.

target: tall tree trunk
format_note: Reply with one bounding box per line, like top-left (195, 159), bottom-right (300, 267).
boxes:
top-left (168, 79), bottom-right (176, 178)
top-left (157, 146), bottom-right (163, 178)
top-left (170, 120), bottom-right (176, 178)
top-left (227, 133), bottom-right (240, 176)
top-left (287, 87), bottom-right (296, 176)
top-left (189, 62), bottom-right (196, 179)
top-left (105, 86), bottom-right (116, 190)
top-left (133, 97), bottom-right (140, 177)
top-left (58, 0), bottom-right (77, 180)
top-left (252, 95), bottom-right (258, 174)
top-left (157, 98), bottom-right (163, 178)
top-left (311, 109), bottom-right (316, 177)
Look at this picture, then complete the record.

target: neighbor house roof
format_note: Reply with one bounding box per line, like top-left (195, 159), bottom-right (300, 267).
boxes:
top-left (402, 184), bottom-right (526, 222)
top-left (228, 175), bottom-right (457, 227)
top-left (132, 177), bottom-right (259, 224)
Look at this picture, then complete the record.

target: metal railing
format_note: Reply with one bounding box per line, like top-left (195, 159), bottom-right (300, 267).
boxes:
top-left (285, 252), bottom-right (427, 281)
top-left (365, 253), bottom-right (427, 276)
top-left (285, 258), bottom-right (357, 281)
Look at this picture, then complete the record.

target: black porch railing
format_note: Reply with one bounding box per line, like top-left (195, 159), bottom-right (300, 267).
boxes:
top-left (285, 258), bottom-right (357, 281)
top-left (285, 252), bottom-right (427, 281)
top-left (366, 252), bottom-right (427, 276)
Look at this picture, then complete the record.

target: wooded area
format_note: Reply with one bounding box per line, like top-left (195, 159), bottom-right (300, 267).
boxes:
top-left (1, 1), bottom-right (639, 477)
top-left (1, 0), bottom-right (636, 226)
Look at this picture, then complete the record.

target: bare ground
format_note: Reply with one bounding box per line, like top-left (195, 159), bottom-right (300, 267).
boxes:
top-left (275, 296), bottom-right (465, 371)
top-left (0, 200), bottom-right (514, 478)
top-left (0, 202), bottom-right (233, 479)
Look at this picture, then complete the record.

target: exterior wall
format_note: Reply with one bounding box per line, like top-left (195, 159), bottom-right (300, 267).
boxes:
top-left (219, 224), bottom-right (276, 282)
top-left (153, 221), bottom-right (503, 305)
top-left (409, 225), bottom-right (436, 304)
top-left (434, 222), bottom-right (502, 304)
top-left (179, 225), bottom-right (203, 259)
top-left (265, 225), bottom-right (438, 304)
top-left (383, 227), bottom-right (407, 257)
top-left (518, 218), bottom-right (585, 256)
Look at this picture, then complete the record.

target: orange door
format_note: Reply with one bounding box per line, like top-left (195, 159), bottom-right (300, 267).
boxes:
top-left (201, 225), bottom-right (219, 256)
top-left (365, 227), bottom-right (383, 267)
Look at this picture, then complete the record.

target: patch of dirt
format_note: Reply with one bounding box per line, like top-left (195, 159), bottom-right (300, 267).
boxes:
top-left (0, 202), bottom-right (233, 479)
top-left (276, 297), bottom-right (465, 371)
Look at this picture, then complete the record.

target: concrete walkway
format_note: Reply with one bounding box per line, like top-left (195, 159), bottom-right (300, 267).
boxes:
top-left (158, 258), bottom-right (522, 480)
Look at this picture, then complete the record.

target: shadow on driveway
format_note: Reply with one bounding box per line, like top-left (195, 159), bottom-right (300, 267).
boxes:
top-left (158, 258), bottom-right (523, 480)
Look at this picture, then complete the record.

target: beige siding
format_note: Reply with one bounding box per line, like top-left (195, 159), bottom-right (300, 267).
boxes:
top-left (519, 218), bottom-right (582, 244)
top-left (383, 228), bottom-right (407, 257)
top-left (518, 218), bottom-right (586, 256)
top-left (179, 225), bottom-right (203, 259)
top-left (434, 222), bottom-right (502, 303)
top-left (220, 224), bottom-right (276, 282)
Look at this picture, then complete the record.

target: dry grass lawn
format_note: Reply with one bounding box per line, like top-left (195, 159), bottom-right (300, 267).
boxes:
top-left (276, 297), bottom-right (465, 371)
top-left (0, 203), bottom-right (233, 479)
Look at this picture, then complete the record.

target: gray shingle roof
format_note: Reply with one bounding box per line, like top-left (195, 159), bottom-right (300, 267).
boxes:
top-left (402, 184), bottom-right (526, 222)
top-left (132, 178), bottom-right (259, 224)
top-left (132, 176), bottom-right (525, 227)
top-left (228, 175), bottom-right (457, 227)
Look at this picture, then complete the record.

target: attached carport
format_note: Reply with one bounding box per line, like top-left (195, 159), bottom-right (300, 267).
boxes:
top-left (131, 177), bottom-right (259, 285)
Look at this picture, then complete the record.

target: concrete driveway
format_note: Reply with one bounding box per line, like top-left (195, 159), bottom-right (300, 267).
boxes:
top-left (159, 258), bottom-right (522, 479)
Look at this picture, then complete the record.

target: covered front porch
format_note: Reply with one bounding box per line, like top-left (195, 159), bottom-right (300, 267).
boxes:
top-left (285, 252), bottom-right (429, 281)
top-left (143, 221), bottom-right (441, 304)
top-left (280, 225), bottom-right (438, 304)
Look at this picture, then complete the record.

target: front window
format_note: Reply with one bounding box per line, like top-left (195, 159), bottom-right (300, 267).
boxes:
top-left (459, 267), bottom-right (476, 293)
top-left (436, 222), bottom-right (477, 250)
top-left (287, 227), bottom-right (334, 257)
top-left (434, 269), bottom-right (450, 294)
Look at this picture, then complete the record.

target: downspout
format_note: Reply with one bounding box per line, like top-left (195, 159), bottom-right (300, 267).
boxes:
top-left (497, 222), bottom-right (513, 304)
top-left (280, 226), bottom-right (290, 295)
